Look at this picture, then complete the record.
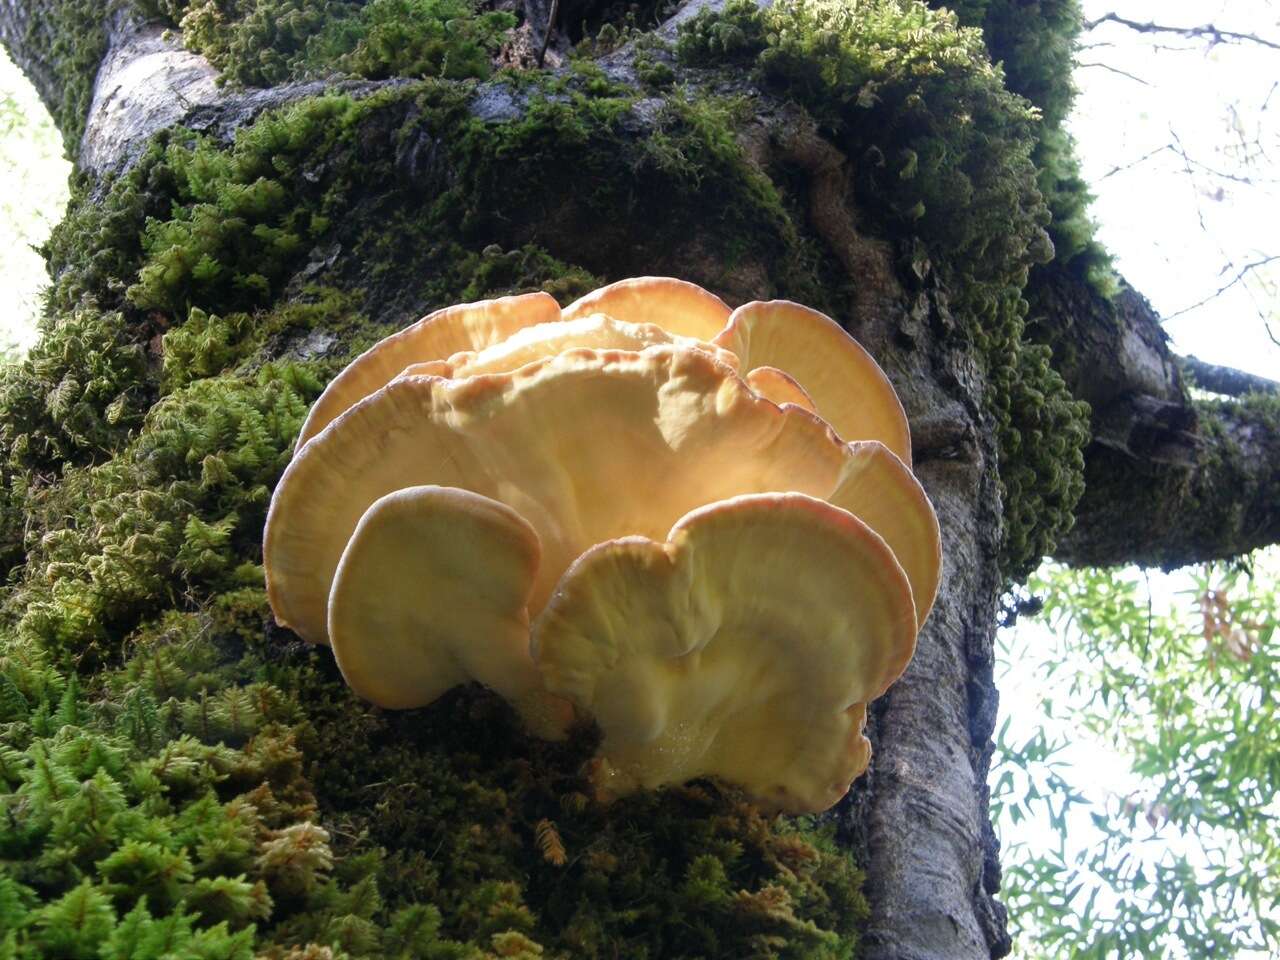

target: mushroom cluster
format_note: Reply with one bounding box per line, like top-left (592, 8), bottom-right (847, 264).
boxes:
top-left (264, 278), bottom-right (940, 814)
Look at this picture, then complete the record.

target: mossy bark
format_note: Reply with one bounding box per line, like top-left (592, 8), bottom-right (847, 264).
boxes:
top-left (4, 1), bottom-right (1279, 959)
top-left (1030, 274), bottom-right (1280, 568)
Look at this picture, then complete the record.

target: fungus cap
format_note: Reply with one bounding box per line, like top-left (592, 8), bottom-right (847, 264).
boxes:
top-left (394, 314), bottom-right (738, 382)
top-left (714, 300), bottom-right (913, 464)
top-left (742, 365), bottom-right (817, 413)
top-left (564, 279), bottom-right (911, 461)
top-left (829, 442), bottom-right (941, 627)
top-left (264, 346), bottom-right (938, 646)
top-left (531, 492), bottom-right (918, 813)
top-left (296, 291), bottom-right (560, 447)
top-left (328, 485), bottom-right (572, 738)
top-left (562, 276), bottom-right (732, 341)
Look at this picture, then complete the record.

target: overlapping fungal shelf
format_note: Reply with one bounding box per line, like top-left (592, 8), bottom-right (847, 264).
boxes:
top-left (264, 278), bottom-right (941, 814)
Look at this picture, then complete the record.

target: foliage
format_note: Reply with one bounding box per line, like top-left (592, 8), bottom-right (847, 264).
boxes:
top-left (142, 0), bottom-right (516, 87)
top-left (677, 0), bottom-right (1090, 579)
top-left (992, 552), bottom-right (1280, 957)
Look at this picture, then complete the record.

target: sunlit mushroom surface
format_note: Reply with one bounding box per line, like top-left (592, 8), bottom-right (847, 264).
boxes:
top-left (264, 277), bottom-right (941, 812)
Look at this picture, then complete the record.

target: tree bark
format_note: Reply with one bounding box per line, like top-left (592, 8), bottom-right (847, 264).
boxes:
top-left (3, 2), bottom-right (1279, 959)
top-left (1029, 274), bottom-right (1280, 569)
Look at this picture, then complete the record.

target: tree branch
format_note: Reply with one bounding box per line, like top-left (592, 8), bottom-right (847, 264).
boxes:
top-left (1182, 356), bottom-right (1280, 398)
top-left (1075, 60), bottom-right (1151, 86)
top-left (1083, 13), bottom-right (1280, 51)
top-left (1163, 254), bottom-right (1280, 321)
top-left (1062, 395), bottom-right (1280, 569)
top-left (1029, 271), bottom-right (1280, 569)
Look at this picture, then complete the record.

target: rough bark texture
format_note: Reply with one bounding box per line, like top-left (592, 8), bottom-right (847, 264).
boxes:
top-left (1030, 274), bottom-right (1280, 568)
top-left (1182, 355), bottom-right (1280, 399)
top-left (3, 1), bottom-right (1278, 958)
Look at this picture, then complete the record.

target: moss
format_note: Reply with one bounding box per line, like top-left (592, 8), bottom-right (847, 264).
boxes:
top-left (316, 0), bottom-right (517, 82)
top-left (0, 307), bottom-right (148, 476)
top-left (430, 80), bottom-right (813, 298)
top-left (676, 0), bottom-right (1089, 579)
top-left (429, 243), bottom-right (601, 306)
top-left (142, 0), bottom-right (516, 88)
top-left (127, 96), bottom-right (371, 318)
top-left (1, 62), bottom-right (876, 957)
top-left (43, 148), bottom-right (168, 317)
top-left (938, 0), bottom-right (1115, 292)
top-left (0, 607), bottom-right (489, 959)
top-left (278, 653), bottom-right (872, 958)
top-left (161, 286), bottom-right (366, 393)
top-left (17, 0), bottom-right (109, 150)
top-left (562, 0), bottom-right (677, 47)
top-left (1, 598), bottom-right (870, 956)
top-left (12, 363), bottom-right (320, 662)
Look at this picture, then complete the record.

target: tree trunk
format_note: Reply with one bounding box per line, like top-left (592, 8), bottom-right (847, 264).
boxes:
top-left (2, 2), bottom-right (1277, 958)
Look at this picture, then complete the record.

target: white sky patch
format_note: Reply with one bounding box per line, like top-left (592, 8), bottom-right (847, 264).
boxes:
top-left (1070, 0), bottom-right (1280, 379)
top-left (0, 46), bottom-right (70, 353)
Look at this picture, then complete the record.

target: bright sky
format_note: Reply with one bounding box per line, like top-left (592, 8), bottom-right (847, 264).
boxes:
top-left (1069, 0), bottom-right (1280, 381)
top-left (0, 47), bottom-right (69, 352)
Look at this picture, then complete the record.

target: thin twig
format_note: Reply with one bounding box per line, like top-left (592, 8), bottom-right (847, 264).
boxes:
top-left (537, 0), bottom-right (560, 67)
top-left (1083, 12), bottom-right (1280, 51)
top-left (1097, 144), bottom-right (1170, 181)
top-left (1164, 255), bottom-right (1280, 320)
top-left (1075, 60), bottom-right (1151, 85)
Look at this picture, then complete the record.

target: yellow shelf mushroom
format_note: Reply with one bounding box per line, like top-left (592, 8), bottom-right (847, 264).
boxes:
top-left (532, 492), bottom-right (918, 814)
top-left (263, 279), bottom-right (941, 813)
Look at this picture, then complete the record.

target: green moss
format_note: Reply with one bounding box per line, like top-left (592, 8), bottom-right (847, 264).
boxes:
top-left (160, 286), bottom-right (366, 393)
top-left (142, 0), bottom-right (516, 88)
top-left (18, 0), bottom-right (109, 150)
top-left (43, 149), bottom-right (167, 317)
top-left (1, 66), bottom-right (878, 958)
top-left (938, 0), bottom-right (1115, 291)
top-left (1180, 392), bottom-right (1280, 557)
top-left (127, 97), bottom-right (368, 318)
top-left (677, 0), bottom-right (1089, 578)
top-left (316, 0), bottom-right (517, 82)
top-left (0, 307), bottom-right (147, 475)
top-left (1, 589), bottom-right (870, 958)
top-left (0, 607), bottom-right (489, 959)
top-left (13, 363), bottom-right (320, 661)
top-left (276, 646), bottom-right (872, 958)
top-left (431, 81), bottom-right (813, 297)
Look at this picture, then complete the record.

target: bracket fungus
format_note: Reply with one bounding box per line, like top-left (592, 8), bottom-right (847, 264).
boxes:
top-left (264, 277), bottom-right (941, 813)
